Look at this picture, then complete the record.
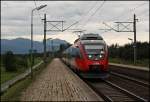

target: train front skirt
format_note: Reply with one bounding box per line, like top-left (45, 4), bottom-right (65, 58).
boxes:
top-left (79, 71), bottom-right (109, 79)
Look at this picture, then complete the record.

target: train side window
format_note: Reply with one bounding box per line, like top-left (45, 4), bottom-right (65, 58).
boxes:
top-left (69, 47), bottom-right (75, 57)
top-left (76, 48), bottom-right (82, 59)
top-left (70, 47), bottom-right (81, 59)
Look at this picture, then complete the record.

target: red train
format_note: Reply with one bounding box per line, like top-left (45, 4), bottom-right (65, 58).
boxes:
top-left (62, 33), bottom-right (109, 79)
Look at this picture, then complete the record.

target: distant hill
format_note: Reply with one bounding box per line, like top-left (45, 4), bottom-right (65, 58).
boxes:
top-left (1, 38), bottom-right (70, 54)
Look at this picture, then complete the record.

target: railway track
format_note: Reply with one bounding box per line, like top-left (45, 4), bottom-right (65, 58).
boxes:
top-left (109, 65), bottom-right (149, 81)
top-left (110, 72), bottom-right (149, 88)
top-left (107, 72), bottom-right (149, 101)
top-left (80, 72), bottom-right (149, 102)
top-left (85, 79), bottom-right (148, 102)
top-left (61, 60), bottom-right (149, 101)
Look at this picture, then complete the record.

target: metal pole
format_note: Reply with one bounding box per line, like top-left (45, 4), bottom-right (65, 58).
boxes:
top-left (43, 14), bottom-right (47, 63)
top-left (51, 40), bottom-right (52, 57)
top-left (30, 10), bottom-right (34, 78)
top-left (62, 21), bottom-right (63, 32)
top-left (48, 39), bottom-right (51, 57)
top-left (133, 14), bottom-right (137, 65)
top-left (30, 5), bottom-right (47, 78)
top-left (52, 40), bottom-right (53, 57)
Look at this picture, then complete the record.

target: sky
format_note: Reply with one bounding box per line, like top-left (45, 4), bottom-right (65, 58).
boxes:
top-left (1, 1), bottom-right (149, 45)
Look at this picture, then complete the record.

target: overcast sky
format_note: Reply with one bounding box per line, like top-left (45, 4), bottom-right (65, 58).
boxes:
top-left (1, 1), bottom-right (149, 45)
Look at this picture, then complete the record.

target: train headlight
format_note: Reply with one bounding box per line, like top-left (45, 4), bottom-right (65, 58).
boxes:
top-left (100, 51), bottom-right (105, 54)
top-left (99, 55), bottom-right (102, 58)
top-left (88, 55), bottom-right (92, 58)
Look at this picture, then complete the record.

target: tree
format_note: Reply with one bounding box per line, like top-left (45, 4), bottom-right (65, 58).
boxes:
top-left (15, 55), bottom-right (28, 68)
top-left (4, 51), bottom-right (17, 71)
top-left (108, 41), bottom-right (149, 60)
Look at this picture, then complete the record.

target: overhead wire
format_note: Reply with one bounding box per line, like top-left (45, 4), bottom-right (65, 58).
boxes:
top-left (107, 2), bottom-right (147, 22)
top-left (126, 11), bottom-right (149, 22)
top-left (74, 1), bottom-right (99, 29)
top-left (100, 2), bottom-right (148, 35)
top-left (33, 0), bottom-right (43, 24)
top-left (32, 1), bottom-right (147, 39)
top-left (81, 0), bottom-right (106, 29)
top-left (68, 1), bottom-right (100, 35)
top-left (46, 1), bottom-right (99, 32)
top-left (76, 1), bottom-right (148, 43)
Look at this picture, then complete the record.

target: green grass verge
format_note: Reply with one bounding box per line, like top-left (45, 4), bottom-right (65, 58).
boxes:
top-left (27, 57), bottom-right (42, 68)
top-left (0, 57), bottom-right (42, 84)
top-left (1, 58), bottom-right (52, 101)
top-left (1, 69), bottom-right (21, 84)
top-left (109, 57), bottom-right (149, 68)
top-left (1, 76), bottom-right (32, 101)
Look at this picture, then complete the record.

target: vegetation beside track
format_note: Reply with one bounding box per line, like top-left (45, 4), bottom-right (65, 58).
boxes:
top-left (109, 41), bottom-right (149, 68)
top-left (1, 53), bottom-right (42, 84)
top-left (0, 57), bottom-right (52, 101)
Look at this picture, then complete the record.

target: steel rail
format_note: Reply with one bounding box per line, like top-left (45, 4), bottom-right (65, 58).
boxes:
top-left (61, 59), bottom-right (112, 102)
top-left (110, 72), bottom-right (149, 87)
top-left (104, 80), bottom-right (147, 102)
top-left (61, 59), bottom-right (147, 102)
top-left (84, 80), bottom-right (113, 102)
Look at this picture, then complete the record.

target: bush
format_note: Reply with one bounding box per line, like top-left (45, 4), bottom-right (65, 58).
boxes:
top-left (3, 51), bottom-right (17, 72)
top-left (15, 56), bottom-right (28, 69)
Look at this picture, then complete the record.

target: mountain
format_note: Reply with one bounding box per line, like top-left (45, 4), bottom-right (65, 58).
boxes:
top-left (1, 38), bottom-right (70, 54)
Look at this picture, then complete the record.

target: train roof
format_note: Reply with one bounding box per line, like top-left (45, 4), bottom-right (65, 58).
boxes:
top-left (80, 33), bottom-right (103, 40)
top-left (74, 33), bottom-right (106, 45)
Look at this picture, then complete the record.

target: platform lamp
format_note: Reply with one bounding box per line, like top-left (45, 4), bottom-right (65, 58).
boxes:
top-left (30, 4), bottom-right (47, 78)
top-left (128, 38), bottom-right (133, 44)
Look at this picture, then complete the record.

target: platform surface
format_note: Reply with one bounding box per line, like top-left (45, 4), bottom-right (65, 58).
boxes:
top-left (109, 62), bottom-right (149, 71)
top-left (21, 58), bottom-right (103, 101)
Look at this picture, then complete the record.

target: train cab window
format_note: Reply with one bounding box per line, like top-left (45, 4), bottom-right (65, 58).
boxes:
top-left (84, 44), bottom-right (105, 60)
top-left (84, 44), bottom-right (104, 54)
top-left (80, 34), bottom-right (103, 40)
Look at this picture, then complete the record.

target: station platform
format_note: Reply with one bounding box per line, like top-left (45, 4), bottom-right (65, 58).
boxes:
top-left (109, 62), bottom-right (149, 71)
top-left (21, 58), bottom-right (103, 101)
top-left (109, 62), bottom-right (149, 81)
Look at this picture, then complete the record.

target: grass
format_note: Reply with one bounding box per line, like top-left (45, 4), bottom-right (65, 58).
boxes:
top-left (109, 57), bottom-right (149, 68)
top-left (1, 76), bottom-right (32, 101)
top-left (0, 57), bottom-right (42, 84)
top-left (1, 67), bottom-right (22, 84)
top-left (27, 57), bottom-right (42, 67)
top-left (1, 58), bottom-right (52, 101)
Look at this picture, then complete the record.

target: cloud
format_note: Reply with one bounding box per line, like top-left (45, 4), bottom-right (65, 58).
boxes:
top-left (1, 1), bottom-right (149, 45)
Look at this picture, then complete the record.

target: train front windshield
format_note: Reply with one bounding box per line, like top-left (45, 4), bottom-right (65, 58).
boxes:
top-left (84, 44), bottom-right (105, 60)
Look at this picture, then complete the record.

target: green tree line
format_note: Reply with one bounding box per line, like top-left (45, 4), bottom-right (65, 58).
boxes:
top-left (1, 51), bottom-right (43, 72)
top-left (108, 41), bottom-right (149, 60)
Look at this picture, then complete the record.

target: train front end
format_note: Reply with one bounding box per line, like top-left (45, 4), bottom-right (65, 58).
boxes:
top-left (76, 34), bottom-right (109, 79)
